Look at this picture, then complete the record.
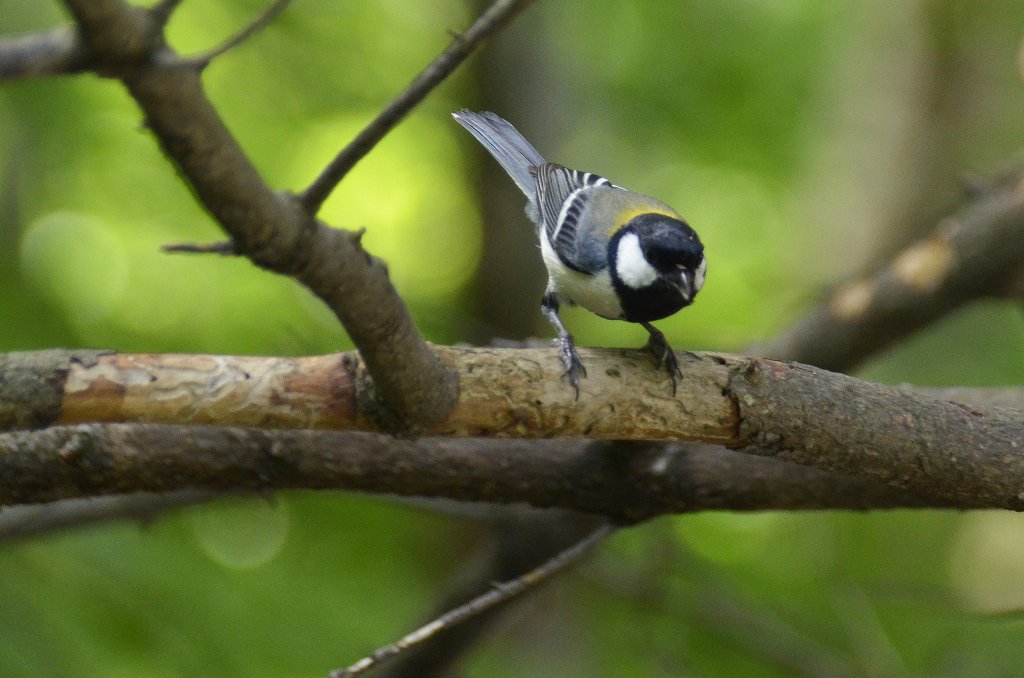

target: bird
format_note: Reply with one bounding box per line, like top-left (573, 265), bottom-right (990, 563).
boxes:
top-left (452, 110), bottom-right (705, 397)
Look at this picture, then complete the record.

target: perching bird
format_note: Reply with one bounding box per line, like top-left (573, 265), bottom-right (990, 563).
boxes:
top-left (452, 110), bottom-right (705, 397)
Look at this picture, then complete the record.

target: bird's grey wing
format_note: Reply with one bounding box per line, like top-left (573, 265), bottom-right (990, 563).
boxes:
top-left (535, 163), bottom-right (613, 273)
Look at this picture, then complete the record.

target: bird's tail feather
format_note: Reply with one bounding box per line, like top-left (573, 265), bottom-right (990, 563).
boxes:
top-left (452, 110), bottom-right (545, 197)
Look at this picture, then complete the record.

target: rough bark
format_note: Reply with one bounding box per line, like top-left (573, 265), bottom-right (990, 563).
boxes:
top-left (2, 348), bottom-right (1023, 510)
top-left (0, 425), bottom-right (955, 514)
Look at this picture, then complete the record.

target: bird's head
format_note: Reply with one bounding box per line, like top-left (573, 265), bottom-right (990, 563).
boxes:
top-left (612, 213), bottom-right (705, 305)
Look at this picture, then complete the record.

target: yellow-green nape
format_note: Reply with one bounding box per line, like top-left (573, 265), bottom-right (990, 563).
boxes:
top-left (607, 206), bottom-right (683, 237)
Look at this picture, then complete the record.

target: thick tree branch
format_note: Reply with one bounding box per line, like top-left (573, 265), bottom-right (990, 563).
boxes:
top-left (58, 0), bottom-right (459, 431)
top-left (728, 359), bottom-right (1023, 508)
top-left (0, 425), bottom-right (957, 513)
top-left (0, 27), bottom-right (90, 81)
top-left (765, 172), bottom-right (1024, 371)
top-left (1, 348), bottom-right (1022, 509)
top-left (299, 0), bottom-right (537, 214)
top-left (0, 349), bottom-right (112, 430)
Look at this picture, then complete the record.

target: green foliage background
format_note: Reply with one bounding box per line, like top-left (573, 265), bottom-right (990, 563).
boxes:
top-left (2, 1), bottom-right (1024, 675)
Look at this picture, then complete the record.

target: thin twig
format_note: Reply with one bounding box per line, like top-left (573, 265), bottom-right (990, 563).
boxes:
top-left (161, 240), bottom-right (237, 255)
top-left (327, 523), bottom-right (614, 678)
top-left (376, 513), bottom-right (603, 678)
top-left (299, 0), bottom-right (536, 215)
top-left (0, 490), bottom-right (218, 541)
top-left (185, 0), bottom-right (295, 68)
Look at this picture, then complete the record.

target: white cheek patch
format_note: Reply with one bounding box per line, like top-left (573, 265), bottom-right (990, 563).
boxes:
top-left (615, 232), bottom-right (659, 289)
top-left (693, 257), bottom-right (707, 292)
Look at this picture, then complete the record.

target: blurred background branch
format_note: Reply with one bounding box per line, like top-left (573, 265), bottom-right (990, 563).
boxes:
top-left (0, 27), bottom-right (88, 80)
top-left (764, 171), bottom-right (1024, 371)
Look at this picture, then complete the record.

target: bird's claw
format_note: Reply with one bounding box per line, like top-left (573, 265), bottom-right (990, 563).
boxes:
top-left (645, 329), bottom-right (682, 396)
top-left (556, 334), bottom-right (587, 399)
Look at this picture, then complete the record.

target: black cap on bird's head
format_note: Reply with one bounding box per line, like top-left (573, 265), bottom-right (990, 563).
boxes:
top-left (610, 212), bottom-right (706, 322)
top-left (633, 214), bottom-right (704, 272)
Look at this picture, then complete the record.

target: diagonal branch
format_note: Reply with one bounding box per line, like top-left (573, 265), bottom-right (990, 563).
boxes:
top-left (764, 170), bottom-right (1024, 371)
top-left (59, 0), bottom-right (460, 431)
top-left (328, 523), bottom-right (614, 678)
top-left (299, 0), bottom-right (537, 214)
top-left (377, 513), bottom-right (603, 678)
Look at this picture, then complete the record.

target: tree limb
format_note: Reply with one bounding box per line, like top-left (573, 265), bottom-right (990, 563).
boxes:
top-left (59, 0), bottom-right (460, 431)
top-left (728, 359), bottom-right (1023, 508)
top-left (764, 172), bottom-right (1024, 371)
top-left (0, 424), bottom-right (960, 513)
top-left (2, 348), bottom-right (1022, 510)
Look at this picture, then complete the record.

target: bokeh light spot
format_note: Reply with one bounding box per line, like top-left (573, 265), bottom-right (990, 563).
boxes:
top-left (675, 512), bottom-right (782, 566)
top-left (20, 211), bottom-right (128, 326)
top-left (190, 498), bottom-right (290, 570)
top-left (949, 512), bottom-right (1024, 613)
top-left (287, 115), bottom-right (482, 302)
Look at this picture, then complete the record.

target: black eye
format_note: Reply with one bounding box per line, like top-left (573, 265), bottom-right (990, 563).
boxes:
top-left (644, 245), bottom-right (688, 272)
top-left (642, 246), bottom-right (669, 269)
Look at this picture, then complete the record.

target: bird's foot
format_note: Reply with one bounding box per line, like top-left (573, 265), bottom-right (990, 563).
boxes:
top-left (555, 333), bottom-right (587, 399)
top-left (643, 324), bottom-right (682, 396)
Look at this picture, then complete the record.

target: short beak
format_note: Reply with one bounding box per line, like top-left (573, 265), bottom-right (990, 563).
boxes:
top-left (666, 270), bottom-right (693, 301)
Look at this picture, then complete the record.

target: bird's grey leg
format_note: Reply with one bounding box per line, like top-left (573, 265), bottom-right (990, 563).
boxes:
top-left (640, 321), bottom-right (682, 396)
top-left (541, 289), bottom-right (587, 398)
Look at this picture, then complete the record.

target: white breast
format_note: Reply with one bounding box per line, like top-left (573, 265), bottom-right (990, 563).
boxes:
top-left (540, 235), bottom-right (624, 319)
